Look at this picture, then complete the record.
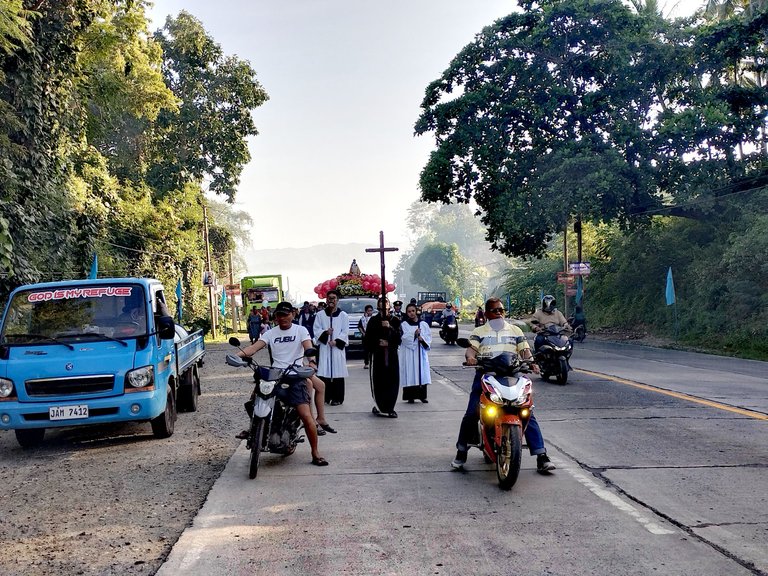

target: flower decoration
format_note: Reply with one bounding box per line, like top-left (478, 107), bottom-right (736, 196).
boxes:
top-left (313, 269), bottom-right (395, 299)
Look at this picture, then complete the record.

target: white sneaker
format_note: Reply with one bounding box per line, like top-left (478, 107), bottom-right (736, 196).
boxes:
top-left (451, 450), bottom-right (467, 469)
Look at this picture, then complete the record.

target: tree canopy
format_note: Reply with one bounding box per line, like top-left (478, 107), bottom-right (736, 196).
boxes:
top-left (415, 0), bottom-right (768, 258)
top-left (0, 2), bottom-right (268, 325)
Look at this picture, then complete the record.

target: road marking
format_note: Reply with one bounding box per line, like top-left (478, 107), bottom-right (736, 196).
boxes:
top-left (561, 463), bottom-right (676, 535)
top-left (576, 369), bottom-right (768, 421)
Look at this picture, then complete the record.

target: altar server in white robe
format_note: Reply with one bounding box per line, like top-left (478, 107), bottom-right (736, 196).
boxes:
top-left (313, 289), bottom-right (349, 405)
top-left (399, 303), bottom-right (432, 403)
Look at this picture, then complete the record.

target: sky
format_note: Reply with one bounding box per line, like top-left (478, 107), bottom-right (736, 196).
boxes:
top-left (147, 0), bottom-right (706, 300)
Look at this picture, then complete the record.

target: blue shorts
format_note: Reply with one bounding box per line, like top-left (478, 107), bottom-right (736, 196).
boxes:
top-left (275, 378), bottom-right (310, 407)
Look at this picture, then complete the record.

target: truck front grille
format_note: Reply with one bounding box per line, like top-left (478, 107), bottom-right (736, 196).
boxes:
top-left (25, 375), bottom-right (115, 397)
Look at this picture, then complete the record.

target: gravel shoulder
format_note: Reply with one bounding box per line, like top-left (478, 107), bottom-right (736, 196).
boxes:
top-left (0, 343), bottom-right (248, 576)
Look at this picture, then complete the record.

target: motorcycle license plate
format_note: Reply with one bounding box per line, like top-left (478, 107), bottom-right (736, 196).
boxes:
top-left (49, 404), bottom-right (89, 421)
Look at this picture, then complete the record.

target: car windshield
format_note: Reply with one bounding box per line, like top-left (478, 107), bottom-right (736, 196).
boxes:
top-left (337, 298), bottom-right (377, 315)
top-left (0, 284), bottom-right (148, 344)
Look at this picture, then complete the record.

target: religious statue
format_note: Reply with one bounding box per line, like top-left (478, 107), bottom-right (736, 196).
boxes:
top-left (349, 259), bottom-right (361, 275)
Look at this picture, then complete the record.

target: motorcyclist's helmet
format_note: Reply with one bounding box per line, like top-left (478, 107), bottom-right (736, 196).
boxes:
top-left (542, 295), bottom-right (556, 313)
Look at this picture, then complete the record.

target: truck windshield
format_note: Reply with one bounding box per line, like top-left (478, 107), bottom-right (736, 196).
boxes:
top-left (0, 285), bottom-right (148, 345)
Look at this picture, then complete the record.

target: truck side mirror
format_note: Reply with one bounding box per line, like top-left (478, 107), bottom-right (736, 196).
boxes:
top-left (157, 316), bottom-right (175, 340)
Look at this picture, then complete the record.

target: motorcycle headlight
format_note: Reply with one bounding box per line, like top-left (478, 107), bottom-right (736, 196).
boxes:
top-left (0, 378), bottom-right (14, 398)
top-left (484, 404), bottom-right (498, 419)
top-left (259, 381), bottom-right (275, 395)
top-left (125, 366), bottom-right (154, 389)
top-left (489, 392), bottom-right (502, 404)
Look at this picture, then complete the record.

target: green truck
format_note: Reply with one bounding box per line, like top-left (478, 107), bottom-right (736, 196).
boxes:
top-left (240, 275), bottom-right (284, 313)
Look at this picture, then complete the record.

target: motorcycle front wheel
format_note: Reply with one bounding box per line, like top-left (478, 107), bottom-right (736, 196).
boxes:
top-left (249, 418), bottom-right (266, 479)
top-left (556, 358), bottom-right (569, 385)
top-left (497, 423), bottom-right (522, 490)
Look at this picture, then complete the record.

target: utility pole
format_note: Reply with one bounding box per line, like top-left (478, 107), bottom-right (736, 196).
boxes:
top-left (202, 202), bottom-right (217, 339)
top-left (563, 220), bottom-right (569, 318)
top-left (228, 250), bottom-right (236, 333)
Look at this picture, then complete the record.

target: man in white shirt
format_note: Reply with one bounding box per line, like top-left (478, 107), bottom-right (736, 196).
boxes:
top-left (237, 302), bottom-right (328, 466)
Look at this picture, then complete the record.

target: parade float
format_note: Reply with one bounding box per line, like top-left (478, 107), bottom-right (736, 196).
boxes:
top-left (312, 259), bottom-right (396, 299)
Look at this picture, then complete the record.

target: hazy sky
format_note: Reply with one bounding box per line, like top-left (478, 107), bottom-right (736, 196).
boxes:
top-left (148, 0), bottom-right (705, 298)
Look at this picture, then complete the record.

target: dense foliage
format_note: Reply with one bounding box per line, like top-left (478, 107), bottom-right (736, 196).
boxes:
top-left (0, 2), bottom-right (266, 327)
top-left (416, 0), bottom-right (768, 357)
top-left (415, 0), bottom-right (768, 258)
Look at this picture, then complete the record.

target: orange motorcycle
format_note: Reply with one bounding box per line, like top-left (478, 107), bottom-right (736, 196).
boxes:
top-left (458, 338), bottom-right (535, 490)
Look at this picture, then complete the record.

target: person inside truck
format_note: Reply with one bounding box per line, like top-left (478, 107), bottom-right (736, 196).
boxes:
top-left (115, 297), bottom-right (146, 337)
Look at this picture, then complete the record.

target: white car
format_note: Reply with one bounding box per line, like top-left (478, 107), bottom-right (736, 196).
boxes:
top-left (337, 296), bottom-right (378, 352)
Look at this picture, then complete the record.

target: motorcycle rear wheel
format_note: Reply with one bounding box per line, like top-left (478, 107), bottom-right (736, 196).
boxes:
top-left (249, 418), bottom-right (266, 479)
top-left (497, 423), bottom-right (522, 490)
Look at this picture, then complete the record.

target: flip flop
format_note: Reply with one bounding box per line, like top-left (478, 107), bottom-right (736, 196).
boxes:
top-left (311, 457), bottom-right (329, 467)
top-left (318, 423), bottom-right (337, 434)
top-left (316, 426), bottom-right (326, 436)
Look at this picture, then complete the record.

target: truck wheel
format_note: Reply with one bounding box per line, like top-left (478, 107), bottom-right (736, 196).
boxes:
top-left (151, 385), bottom-right (177, 438)
top-left (178, 367), bottom-right (199, 413)
top-left (15, 428), bottom-right (45, 448)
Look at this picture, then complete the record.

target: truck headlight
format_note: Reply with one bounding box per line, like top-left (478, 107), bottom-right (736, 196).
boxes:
top-left (125, 366), bottom-right (154, 389)
top-left (0, 378), bottom-right (14, 398)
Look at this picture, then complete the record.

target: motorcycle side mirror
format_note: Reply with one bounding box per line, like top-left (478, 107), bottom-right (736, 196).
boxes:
top-left (456, 337), bottom-right (471, 348)
top-left (225, 354), bottom-right (249, 367)
top-left (304, 348), bottom-right (318, 358)
top-left (228, 336), bottom-right (241, 347)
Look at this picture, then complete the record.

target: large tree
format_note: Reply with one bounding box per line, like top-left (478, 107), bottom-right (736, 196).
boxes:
top-left (415, 0), bottom-right (768, 258)
top-left (151, 12), bottom-right (269, 201)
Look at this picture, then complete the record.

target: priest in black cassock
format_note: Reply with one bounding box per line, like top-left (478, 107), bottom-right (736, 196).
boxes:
top-left (364, 297), bottom-right (402, 418)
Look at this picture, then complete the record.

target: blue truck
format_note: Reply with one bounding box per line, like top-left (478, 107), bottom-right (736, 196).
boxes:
top-left (0, 278), bottom-right (205, 447)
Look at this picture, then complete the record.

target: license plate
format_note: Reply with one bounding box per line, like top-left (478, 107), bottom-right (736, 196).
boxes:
top-left (49, 404), bottom-right (89, 421)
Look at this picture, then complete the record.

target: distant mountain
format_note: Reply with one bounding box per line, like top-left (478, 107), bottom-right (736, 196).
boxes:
top-left (241, 243), bottom-right (404, 303)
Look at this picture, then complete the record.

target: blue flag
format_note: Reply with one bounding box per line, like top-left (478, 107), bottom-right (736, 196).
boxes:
top-left (576, 276), bottom-right (583, 305)
top-left (88, 253), bottom-right (98, 279)
top-left (665, 267), bottom-right (676, 306)
top-left (220, 288), bottom-right (227, 316)
top-left (175, 280), bottom-right (183, 322)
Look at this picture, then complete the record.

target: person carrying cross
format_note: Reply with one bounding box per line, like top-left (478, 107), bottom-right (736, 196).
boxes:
top-left (364, 296), bottom-right (402, 417)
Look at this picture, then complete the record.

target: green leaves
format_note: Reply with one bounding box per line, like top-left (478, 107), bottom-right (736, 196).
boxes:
top-left (150, 12), bottom-right (268, 201)
top-left (415, 0), bottom-right (768, 258)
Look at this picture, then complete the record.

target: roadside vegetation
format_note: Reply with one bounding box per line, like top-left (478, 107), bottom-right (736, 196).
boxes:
top-left (0, 2), bottom-right (263, 326)
top-left (412, 0), bottom-right (768, 359)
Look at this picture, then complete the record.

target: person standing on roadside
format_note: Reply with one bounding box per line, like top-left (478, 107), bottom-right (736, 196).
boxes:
top-left (313, 289), bottom-right (349, 406)
top-left (358, 304), bottom-right (374, 369)
top-left (247, 306), bottom-right (262, 344)
top-left (399, 302), bottom-right (432, 403)
top-left (364, 297), bottom-right (402, 418)
top-left (299, 301), bottom-right (316, 339)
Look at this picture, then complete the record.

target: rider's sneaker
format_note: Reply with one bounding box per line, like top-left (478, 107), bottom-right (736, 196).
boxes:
top-left (451, 450), bottom-right (467, 469)
top-left (537, 454), bottom-right (556, 473)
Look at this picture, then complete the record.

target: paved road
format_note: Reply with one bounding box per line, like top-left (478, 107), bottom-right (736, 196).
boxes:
top-left (157, 333), bottom-right (768, 576)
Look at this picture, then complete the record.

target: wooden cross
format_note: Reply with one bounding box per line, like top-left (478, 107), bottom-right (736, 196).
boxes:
top-left (365, 231), bottom-right (398, 303)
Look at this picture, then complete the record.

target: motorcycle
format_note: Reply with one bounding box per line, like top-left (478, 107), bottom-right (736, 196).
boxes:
top-left (530, 321), bottom-right (573, 385)
top-left (226, 337), bottom-right (317, 479)
top-left (439, 316), bottom-right (459, 345)
top-left (457, 337), bottom-right (535, 490)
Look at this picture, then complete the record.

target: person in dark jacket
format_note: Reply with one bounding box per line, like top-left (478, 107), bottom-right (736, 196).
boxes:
top-left (364, 297), bottom-right (402, 418)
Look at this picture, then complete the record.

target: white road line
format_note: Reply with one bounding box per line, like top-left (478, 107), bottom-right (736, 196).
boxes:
top-left (560, 463), bottom-right (675, 535)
